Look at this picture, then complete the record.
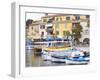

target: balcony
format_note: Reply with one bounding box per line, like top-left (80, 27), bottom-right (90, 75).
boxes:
top-left (47, 19), bottom-right (53, 23)
top-left (45, 23), bottom-right (53, 27)
top-left (46, 26), bottom-right (53, 34)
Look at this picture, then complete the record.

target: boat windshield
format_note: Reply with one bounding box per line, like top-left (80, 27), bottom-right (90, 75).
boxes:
top-left (48, 42), bottom-right (67, 47)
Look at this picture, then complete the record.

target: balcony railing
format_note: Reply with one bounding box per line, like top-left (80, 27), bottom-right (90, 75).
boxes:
top-left (46, 27), bottom-right (53, 32)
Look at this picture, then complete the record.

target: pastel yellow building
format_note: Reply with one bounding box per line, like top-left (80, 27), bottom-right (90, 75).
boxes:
top-left (41, 14), bottom-right (89, 38)
top-left (41, 14), bottom-right (73, 38)
top-left (26, 14), bottom-right (89, 41)
top-left (80, 15), bottom-right (87, 20)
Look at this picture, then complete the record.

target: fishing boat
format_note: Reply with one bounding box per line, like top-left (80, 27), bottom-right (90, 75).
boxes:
top-left (42, 37), bottom-right (89, 64)
top-left (42, 41), bottom-right (71, 61)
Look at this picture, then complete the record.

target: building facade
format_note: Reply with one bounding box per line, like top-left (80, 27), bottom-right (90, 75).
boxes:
top-left (26, 14), bottom-right (89, 43)
top-left (26, 21), bottom-right (41, 41)
top-left (41, 14), bottom-right (73, 38)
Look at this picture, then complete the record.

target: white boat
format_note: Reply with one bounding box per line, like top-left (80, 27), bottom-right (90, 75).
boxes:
top-left (42, 54), bottom-right (51, 61)
top-left (42, 41), bottom-right (89, 64)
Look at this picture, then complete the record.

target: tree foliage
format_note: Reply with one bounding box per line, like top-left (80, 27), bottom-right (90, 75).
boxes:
top-left (72, 23), bottom-right (83, 43)
top-left (26, 19), bottom-right (33, 27)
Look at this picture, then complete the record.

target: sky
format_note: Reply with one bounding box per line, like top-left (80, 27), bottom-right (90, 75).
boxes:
top-left (26, 13), bottom-right (57, 21)
top-left (26, 12), bottom-right (89, 21)
top-left (26, 13), bottom-right (45, 21)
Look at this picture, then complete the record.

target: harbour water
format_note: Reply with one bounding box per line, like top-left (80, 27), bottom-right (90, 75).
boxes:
top-left (26, 49), bottom-right (66, 67)
top-left (25, 46), bottom-right (89, 67)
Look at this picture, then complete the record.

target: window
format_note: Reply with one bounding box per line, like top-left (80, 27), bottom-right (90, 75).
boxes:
top-left (47, 19), bottom-right (53, 23)
top-left (47, 26), bottom-right (52, 29)
top-left (86, 15), bottom-right (89, 18)
top-left (40, 26), bottom-right (42, 29)
top-left (40, 25), bottom-right (45, 29)
top-left (41, 32), bottom-right (44, 37)
top-left (56, 31), bottom-right (59, 35)
top-left (76, 16), bottom-right (80, 20)
top-left (66, 17), bottom-right (70, 20)
top-left (43, 19), bottom-right (47, 22)
top-left (56, 17), bottom-right (59, 21)
top-left (42, 25), bottom-right (45, 29)
top-left (52, 17), bottom-right (55, 20)
top-left (60, 17), bottom-right (62, 21)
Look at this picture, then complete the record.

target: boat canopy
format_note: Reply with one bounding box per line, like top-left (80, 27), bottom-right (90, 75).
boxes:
top-left (45, 36), bottom-right (62, 41)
